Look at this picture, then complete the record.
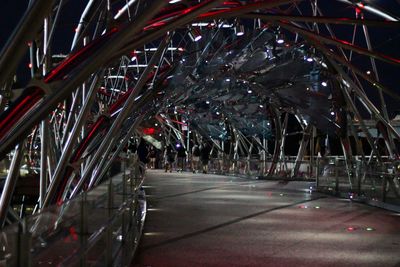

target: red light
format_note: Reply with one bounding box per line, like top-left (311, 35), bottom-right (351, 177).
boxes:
top-left (143, 127), bottom-right (155, 135)
top-left (28, 63), bottom-right (32, 68)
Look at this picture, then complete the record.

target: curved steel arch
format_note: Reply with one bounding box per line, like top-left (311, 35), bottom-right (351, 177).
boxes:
top-left (0, 0), bottom-right (399, 225)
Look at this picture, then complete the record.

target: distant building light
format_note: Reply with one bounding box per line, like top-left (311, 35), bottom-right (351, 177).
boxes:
top-left (321, 81), bottom-right (328, 87)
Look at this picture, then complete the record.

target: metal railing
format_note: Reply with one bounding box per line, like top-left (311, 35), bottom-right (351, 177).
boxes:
top-left (0, 157), bottom-right (147, 267)
top-left (315, 157), bottom-right (400, 208)
top-left (206, 156), bottom-right (316, 179)
top-left (182, 155), bottom-right (400, 208)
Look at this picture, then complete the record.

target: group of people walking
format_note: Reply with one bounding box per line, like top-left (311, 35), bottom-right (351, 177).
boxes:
top-left (164, 142), bottom-right (211, 173)
top-left (129, 138), bottom-right (213, 174)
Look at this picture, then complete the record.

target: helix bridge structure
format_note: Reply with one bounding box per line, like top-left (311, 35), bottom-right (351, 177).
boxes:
top-left (0, 0), bottom-right (399, 265)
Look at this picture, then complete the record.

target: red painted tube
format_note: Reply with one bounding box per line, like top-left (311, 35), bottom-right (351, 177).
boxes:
top-left (0, 87), bottom-right (44, 141)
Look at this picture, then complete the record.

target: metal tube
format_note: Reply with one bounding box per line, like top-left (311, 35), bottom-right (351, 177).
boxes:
top-left (0, 142), bottom-right (25, 227)
top-left (71, 0), bottom-right (97, 50)
top-left (292, 125), bottom-right (311, 178)
top-left (0, 0), bottom-right (53, 85)
top-left (39, 120), bottom-right (48, 209)
top-left (43, 74), bottom-right (101, 208)
top-left (278, 21), bottom-right (400, 66)
top-left (239, 13), bottom-right (400, 28)
top-left (70, 37), bottom-right (169, 198)
top-left (0, 0), bottom-right (167, 159)
top-left (94, 115), bottom-right (145, 187)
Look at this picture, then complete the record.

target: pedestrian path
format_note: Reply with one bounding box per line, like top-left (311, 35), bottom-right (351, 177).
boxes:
top-left (132, 170), bottom-right (400, 267)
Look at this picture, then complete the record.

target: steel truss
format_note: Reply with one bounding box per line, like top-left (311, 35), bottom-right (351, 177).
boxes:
top-left (0, 0), bottom-right (399, 226)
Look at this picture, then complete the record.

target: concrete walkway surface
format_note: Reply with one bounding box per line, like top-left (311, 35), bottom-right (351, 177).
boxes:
top-left (133, 170), bottom-right (400, 267)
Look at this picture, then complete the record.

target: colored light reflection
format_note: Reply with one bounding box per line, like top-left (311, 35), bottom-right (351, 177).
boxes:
top-left (346, 227), bottom-right (356, 231)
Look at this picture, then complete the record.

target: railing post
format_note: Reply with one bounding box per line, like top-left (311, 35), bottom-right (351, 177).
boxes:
top-left (316, 156), bottom-right (320, 188)
top-left (105, 177), bottom-right (114, 266)
top-left (17, 219), bottom-right (31, 267)
top-left (335, 158), bottom-right (339, 196)
top-left (79, 193), bottom-right (88, 267)
top-left (382, 173), bottom-right (388, 203)
top-left (356, 159), bottom-right (362, 196)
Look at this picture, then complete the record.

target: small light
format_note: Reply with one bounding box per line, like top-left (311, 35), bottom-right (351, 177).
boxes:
top-left (267, 122), bottom-right (270, 126)
top-left (188, 28), bottom-right (202, 42)
top-left (259, 104), bottom-right (264, 108)
top-left (155, 123), bottom-right (158, 126)
top-left (178, 47), bottom-right (185, 52)
top-left (279, 193), bottom-right (284, 196)
top-left (306, 87), bottom-right (310, 91)
top-left (206, 100), bottom-right (210, 104)
top-left (225, 78), bottom-right (231, 82)
top-left (315, 206), bottom-right (320, 209)
top-left (366, 70), bottom-right (371, 75)
top-left (321, 81), bottom-right (328, 87)
top-left (247, 89), bottom-right (252, 94)
top-left (276, 33), bottom-right (285, 44)
top-left (330, 111), bottom-right (335, 116)
top-left (234, 25), bottom-right (245, 36)
top-left (169, 0), bottom-right (181, 3)
top-left (347, 227), bottom-right (356, 232)
top-left (365, 227), bottom-right (375, 231)
top-left (306, 57), bottom-right (313, 62)
top-left (216, 111), bottom-right (220, 115)
top-left (28, 63), bottom-right (32, 69)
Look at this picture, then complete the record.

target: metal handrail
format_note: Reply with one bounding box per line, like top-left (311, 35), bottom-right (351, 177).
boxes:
top-left (0, 157), bottom-right (147, 267)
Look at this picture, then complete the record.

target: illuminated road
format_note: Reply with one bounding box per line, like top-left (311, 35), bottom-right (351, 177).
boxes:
top-left (133, 170), bottom-right (400, 267)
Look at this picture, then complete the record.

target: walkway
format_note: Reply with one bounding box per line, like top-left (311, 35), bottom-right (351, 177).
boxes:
top-left (133, 170), bottom-right (400, 267)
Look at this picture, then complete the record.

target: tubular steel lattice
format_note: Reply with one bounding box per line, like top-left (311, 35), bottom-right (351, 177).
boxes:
top-left (0, 0), bottom-right (399, 226)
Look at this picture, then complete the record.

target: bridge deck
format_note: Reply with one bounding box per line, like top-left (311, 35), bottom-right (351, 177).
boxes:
top-left (133, 170), bottom-right (400, 267)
